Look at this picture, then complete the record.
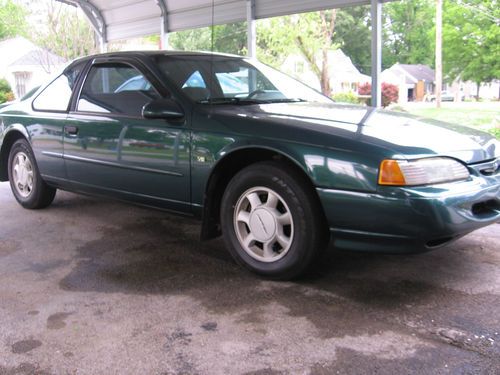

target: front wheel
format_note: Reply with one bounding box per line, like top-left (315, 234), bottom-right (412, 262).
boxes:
top-left (221, 161), bottom-right (327, 279)
top-left (8, 138), bottom-right (56, 209)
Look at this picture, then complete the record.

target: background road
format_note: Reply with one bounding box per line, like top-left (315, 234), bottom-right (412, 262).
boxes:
top-left (0, 182), bottom-right (499, 374)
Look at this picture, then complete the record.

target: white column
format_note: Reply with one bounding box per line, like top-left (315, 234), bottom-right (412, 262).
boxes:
top-left (246, 0), bottom-right (256, 58)
top-left (371, 0), bottom-right (382, 107)
top-left (161, 18), bottom-right (169, 50)
top-left (99, 35), bottom-right (107, 53)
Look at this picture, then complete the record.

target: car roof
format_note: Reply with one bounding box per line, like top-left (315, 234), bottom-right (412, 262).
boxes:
top-left (71, 50), bottom-right (245, 65)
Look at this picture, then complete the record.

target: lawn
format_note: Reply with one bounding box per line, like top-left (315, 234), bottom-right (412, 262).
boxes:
top-left (394, 102), bottom-right (500, 139)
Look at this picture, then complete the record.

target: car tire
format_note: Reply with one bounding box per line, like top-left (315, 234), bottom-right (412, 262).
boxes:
top-left (220, 161), bottom-right (327, 280)
top-left (8, 138), bottom-right (56, 209)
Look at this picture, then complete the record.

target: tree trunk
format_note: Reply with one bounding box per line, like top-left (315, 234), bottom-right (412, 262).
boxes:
top-left (476, 82), bottom-right (481, 100)
top-left (320, 48), bottom-right (331, 96)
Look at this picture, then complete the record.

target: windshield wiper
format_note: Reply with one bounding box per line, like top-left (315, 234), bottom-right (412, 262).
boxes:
top-left (198, 97), bottom-right (265, 105)
top-left (260, 98), bottom-right (307, 103)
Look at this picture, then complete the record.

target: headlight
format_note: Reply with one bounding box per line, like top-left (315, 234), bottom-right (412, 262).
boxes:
top-left (378, 157), bottom-right (470, 186)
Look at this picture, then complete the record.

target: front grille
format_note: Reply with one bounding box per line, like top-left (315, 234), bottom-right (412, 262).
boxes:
top-left (469, 158), bottom-right (499, 176)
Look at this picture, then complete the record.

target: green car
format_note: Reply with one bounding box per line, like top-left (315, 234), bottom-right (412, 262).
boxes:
top-left (0, 52), bottom-right (499, 279)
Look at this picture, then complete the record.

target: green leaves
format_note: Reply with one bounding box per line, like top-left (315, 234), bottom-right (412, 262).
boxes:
top-left (0, 0), bottom-right (27, 39)
top-left (169, 23), bottom-right (247, 56)
top-left (0, 78), bottom-right (13, 104)
top-left (382, 0), bottom-right (435, 69)
top-left (442, 0), bottom-right (499, 84)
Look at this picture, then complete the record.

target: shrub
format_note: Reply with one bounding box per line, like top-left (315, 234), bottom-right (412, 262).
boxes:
top-left (332, 92), bottom-right (360, 104)
top-left (0, 79), bottom-right (14, 104)
top-left (358, 82), bottom-right (399, 107)
top-left (489, 127), bottom-right (500, 140)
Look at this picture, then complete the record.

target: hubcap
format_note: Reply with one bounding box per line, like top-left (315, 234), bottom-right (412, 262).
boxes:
top-left (234, 187), bottom-right (294, 263)
top-left (12, 151), bottom-right (34, 198)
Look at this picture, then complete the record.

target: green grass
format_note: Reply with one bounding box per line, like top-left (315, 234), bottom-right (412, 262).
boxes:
top-left (399, 104), bottom-right (500, 139)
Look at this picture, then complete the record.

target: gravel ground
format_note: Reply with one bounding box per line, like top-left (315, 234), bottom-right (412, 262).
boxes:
top-left (0, 181), bottom-right (499, 374)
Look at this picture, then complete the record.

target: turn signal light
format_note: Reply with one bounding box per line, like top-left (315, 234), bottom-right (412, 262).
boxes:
top-left (378, 160), bottom-right (406, 185)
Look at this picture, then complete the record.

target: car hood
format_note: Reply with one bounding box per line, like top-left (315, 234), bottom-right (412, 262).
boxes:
top-left (215, 102), bottom-right (498, 164)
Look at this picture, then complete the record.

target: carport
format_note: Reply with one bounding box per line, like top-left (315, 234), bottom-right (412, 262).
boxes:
top-left (58, 0), bottom-right (394, 107)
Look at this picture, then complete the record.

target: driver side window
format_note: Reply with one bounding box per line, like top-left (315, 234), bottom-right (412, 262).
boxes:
top-left (77, 63), bottom-right (159, 117)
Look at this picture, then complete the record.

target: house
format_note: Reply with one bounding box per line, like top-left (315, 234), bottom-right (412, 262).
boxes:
top-left (381, 63), bottom-right (435, 103)
top-left (281, 49), bottom-right (371, 95)
top-left (0, 36), bottom-right (67, 98)
top-left (447, 79), bottom-right (499, 101)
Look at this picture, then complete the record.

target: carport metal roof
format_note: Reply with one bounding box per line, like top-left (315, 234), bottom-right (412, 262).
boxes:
top-left (58, 0), bottom-right (393, 106)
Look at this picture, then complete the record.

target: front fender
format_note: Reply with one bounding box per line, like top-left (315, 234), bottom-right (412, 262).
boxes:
top-left (0, 122), bottom-right (32, 181)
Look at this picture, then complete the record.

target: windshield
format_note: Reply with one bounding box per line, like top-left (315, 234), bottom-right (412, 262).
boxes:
top-left (154, 55), bottom-right (331, 104)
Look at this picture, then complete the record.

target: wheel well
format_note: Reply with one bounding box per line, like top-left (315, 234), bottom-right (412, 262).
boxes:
top-left (200, 148), bottom-right (326, 240)
top-left (0, 131), bottom-right (26, 181)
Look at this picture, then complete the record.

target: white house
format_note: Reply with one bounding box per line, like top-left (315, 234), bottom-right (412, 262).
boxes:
top-left (281, 49), bottom-right (371, 95)
top-left (381, 63), bottom-right (435, 104)
top-left (448, 79), bottom-right (499, 101)
top-left (0, 36), bottom-right (67, 98)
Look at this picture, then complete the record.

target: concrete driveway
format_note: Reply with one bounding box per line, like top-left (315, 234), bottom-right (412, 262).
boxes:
top-left (0, 181), bottom-right (499, 374)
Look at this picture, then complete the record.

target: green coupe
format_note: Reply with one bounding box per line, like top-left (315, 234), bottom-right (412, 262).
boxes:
top-left (0, 51), bottom-right (499, 279)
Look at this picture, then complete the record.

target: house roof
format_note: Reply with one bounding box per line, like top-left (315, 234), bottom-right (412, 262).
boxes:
top-left (282, 48), bottom-right (370, 83)
top-left (9, 49), bottom-right (67, 68)
top-left (0, 37), bottom-right (66, 71)
top-left (396, 64), bottom-right (435, 83)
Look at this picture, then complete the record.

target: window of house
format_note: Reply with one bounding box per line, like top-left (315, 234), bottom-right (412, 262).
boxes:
top-left (77, 64), bottom-right (159, 116)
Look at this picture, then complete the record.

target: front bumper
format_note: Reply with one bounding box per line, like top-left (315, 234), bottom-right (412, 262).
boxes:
top-left (317, 173), bottom-right (500, 253)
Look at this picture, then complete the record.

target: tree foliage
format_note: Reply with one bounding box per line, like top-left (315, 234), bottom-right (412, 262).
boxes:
top-left (0, 78), bottom-right (14, 104)
top-left (359, 82), bottom-right (399, 107)
top-left (169, 22), bottom-right (247, 55)
top-left (258, 11), bottom-right (339, 96)
top-left (31, 0), bottom-right (97, 60)
top-left (442, 0), bottom-right (499, 88)
top-left (333, 6), bottom-right (372, 75)
top-left (0, 0), bottom-right (27, 39)
top-left (382, 0), bottom-right (435, 69)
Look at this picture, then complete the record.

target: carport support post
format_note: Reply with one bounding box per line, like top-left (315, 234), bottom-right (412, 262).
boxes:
top-left (246, 0), bottom-right (256, 58)
top-left (371, 0), bottom-right (382, 107)
top-left (99, 36), bottom-right (107, 53)
top-left (161, 21), bottom-right (170, 50)
top-left (158, 0), bottom-right (170, 49)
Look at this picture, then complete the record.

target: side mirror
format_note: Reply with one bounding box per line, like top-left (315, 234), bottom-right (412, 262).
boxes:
top-left (142, 98), bottom-right (184, 120)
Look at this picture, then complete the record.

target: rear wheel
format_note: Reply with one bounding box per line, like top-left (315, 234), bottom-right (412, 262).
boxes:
top-left (8, 138), bottom-right (56, 209)
top-left (221, 161), bottom-right (327, 279)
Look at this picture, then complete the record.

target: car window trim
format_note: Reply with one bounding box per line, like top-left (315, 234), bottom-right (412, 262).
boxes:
top-left (32, 59), bottom-right (91, 114)
top-left (31, 73), bottom-right (72, 114)
top-left (74, 59), bottom-right (163, 117)
top-left (67, 110), bottom-right (153, 122)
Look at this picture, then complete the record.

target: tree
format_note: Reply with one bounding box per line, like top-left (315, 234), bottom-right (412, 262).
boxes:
top-left (0, 0), bottom-right (27, 39)
top-left (442, 0), bottom-right (500, 97)
top-left (30, 0), bottom-right (97, 60)
top-left (169, 22), bottom-right (247, 55)
top-left (382, 0), bottom-right (435, 69)
top-left (258, 10), bottom-right (339, 96)
top-left (333, 6), bottom-right (372, 74)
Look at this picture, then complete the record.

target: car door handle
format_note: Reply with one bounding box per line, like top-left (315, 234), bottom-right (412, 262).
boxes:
top-left (64, 125), bottom-right (79, 135)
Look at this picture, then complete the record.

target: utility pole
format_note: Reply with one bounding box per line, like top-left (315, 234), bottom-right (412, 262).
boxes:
top-left (435, 0), bottom-right (442, 108)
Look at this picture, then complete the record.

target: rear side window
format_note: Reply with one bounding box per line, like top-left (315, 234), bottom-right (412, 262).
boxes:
top-left (77, 63), bottom-right (159, 116)
top-left (33, 62), bottom-right (85, 112)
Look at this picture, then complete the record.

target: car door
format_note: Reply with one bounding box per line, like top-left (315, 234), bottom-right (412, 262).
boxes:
top-left (63, 59), bottom-right (190, 212)
top-left (27, 61), bottom-right (86, 183)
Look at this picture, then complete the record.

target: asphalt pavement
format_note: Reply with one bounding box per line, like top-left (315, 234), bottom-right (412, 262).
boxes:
top-left (0, 181), bottom-right (499, 374)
